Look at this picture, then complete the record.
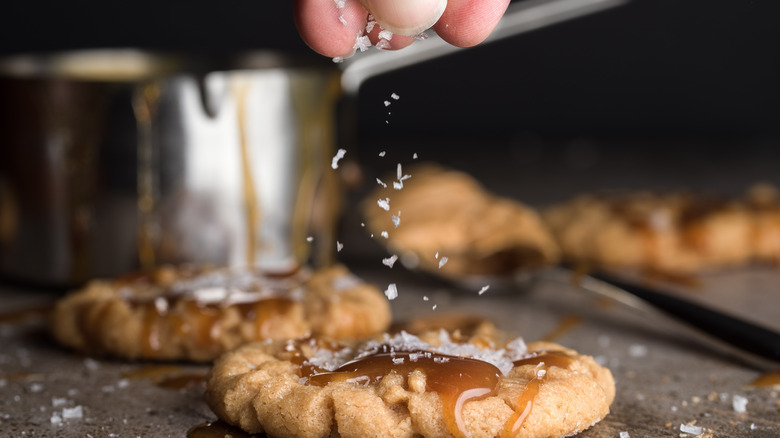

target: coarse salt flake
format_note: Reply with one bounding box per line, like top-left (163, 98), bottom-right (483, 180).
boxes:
top-left (732, 394), bottom-right (748, 413)
top-left (679, 424), bottom-right (703, 435)
top-left (379, 151), bottom-right (386, 157)
top-left (62, 406), bottom-right (83, 420)
top-left (391, 93), bottom-right (400, 100)
top-left (384, 100), bottom-right (391, 107)
top-left (382, 255), bottom-right (398, 268)
top-left (628, 344), bottom-right (647, 357)
top-left (354, 35), bottom-right (372, 52)
top-left (438, 257), bottom-right (448, 269)
top-left (384, 284), bottom-right (398, 300)
top-left (393, 181), bottom-right (404, 190)
top-left (333, 0), bottom-right (345, 7)
top-left (377, 198), bottom-right (390, 211)
top-left (376, 178), bottom-right (387, 188)
top-left (378, 30), bottom-right (393, 41)
top-left (50, 414), bottom-right (62, 425)
top-left (391, 215), bottom-right (401, 228)
top-left (478, 285), bottom-right (490, 295)
top-left (412, 153), bottom-right (418, 159)
top-left (619, 432), bottom-right (630, 438)
top-left (392, 357), bottom-right (405, 365)
top-left (336, 241), bottom-right (344, 252)
top-left (381, 231), bottom-right (389, 239)
top-left (339, 15), bottom-right (348, 25)
top-left (306, 236), bottom-right (314, 242)
top-left (331, 148), bottom-right (347, 169)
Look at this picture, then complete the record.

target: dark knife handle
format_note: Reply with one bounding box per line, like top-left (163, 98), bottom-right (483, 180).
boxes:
top-left (590, 272), bottom-right (780, 362)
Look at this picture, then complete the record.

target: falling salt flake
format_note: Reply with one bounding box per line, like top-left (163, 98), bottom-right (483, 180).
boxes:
top-left (354, 35), bottom-right (372, 52)
top-left (381, 231), bottom-right (389, 239)
top-left (379, 151), bottom-right (386, 157)
top-left (679, 424), bottom-right (703, 435)
top-left (435, 252), bottom-right (439, 259)
top-left (382, 255), bottom-right (398, 268)
top-left (391, 215), bottom-right (401, 228)
top-left (619, 432), bottom-right (630, 438)
top-left (391, 93), bottom-right (400, 100)
top-left (438, 257), bottom-right (448, 269)
top-left (732, 394), bottom-right (748, 413)
top-left (423, 296), bottom-right (429, 301)
top-left (306, 236), bottom-right (314, 242)
top-left (478, 285), bottom-right (490, 295)
top-left (376, 178), bottom-right (387, 188)
top-left (338, 15), bottom-right (348, 25)
top-left (432, 304), bottom-right (438, 310)
top-left (331, 148), bottom-right (347, 169)
top-left (384, 101), bottom-right (391, 107)
top-left (62, 406), bottom-right (83, 420)
top-left (360, 222), bottom-right (365, 227)
top-left (397, 163), bottom-right (403, 180)
top-left (377, 198), bottom-right (390, 211)
top-left (628, 344), bottom-right (648, 357)
top-left (384, 284), bottom-right (398, 300)
top-left (336, 241), bottom-right (344, 252)
top-left (412, 153), bottom-right (418, 159)
top-left (393, 181), bottom-right (404, 190)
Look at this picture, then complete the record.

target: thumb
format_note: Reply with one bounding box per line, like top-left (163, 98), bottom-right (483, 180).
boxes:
top-left (360, 0), bottom-right (447, 36)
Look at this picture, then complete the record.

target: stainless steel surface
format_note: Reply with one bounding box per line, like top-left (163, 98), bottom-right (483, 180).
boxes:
top-left (0, 50), bottom-right (342, 286)
top-left (1, 263), bottom-right (779, 437)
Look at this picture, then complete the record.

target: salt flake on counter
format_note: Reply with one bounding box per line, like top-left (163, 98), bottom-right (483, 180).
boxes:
top-left (732, 394), bottom-right (748, 413)
top-left (331, 148), bottom-right (347, 169)
top-left (62, 406), bottom-right (83, 420)
top-left (385, 284), bottom-right (398, 300)
top-left (679, 424), bottom-right (702, 435)
top-left (619, 432), bottom-right (630, 438)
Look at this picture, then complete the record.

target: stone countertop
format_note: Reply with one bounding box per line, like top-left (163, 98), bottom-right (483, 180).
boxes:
top-left (1, 261), bottom-right (779, 438)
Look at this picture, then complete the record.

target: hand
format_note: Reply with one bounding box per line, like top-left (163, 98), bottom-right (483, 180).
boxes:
top-left (293, 0), bottom-right (511, 58)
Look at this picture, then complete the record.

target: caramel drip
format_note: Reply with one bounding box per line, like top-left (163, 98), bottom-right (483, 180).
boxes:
top-left (502, 351), bottom-right (575, 437)
top-left (235, 81), bottom-right (260, 267)
top-left (752, 371), bottom-right (780, 387)
top-left (235, 298), bottom-right (296, 338)
top-left (540, 315), bottom-right (582, 343)
top-left (305, 350), bottom-right (500, 438)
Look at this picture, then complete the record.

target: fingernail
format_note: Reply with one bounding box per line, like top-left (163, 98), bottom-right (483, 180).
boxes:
top-left (360, 0), bottom-right (447, 36)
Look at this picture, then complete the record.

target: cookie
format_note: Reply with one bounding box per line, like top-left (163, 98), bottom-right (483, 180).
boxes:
top-left (543, 186), bottom-right (780, 274)
top-left (205, 326), bottom-right (615, 438)
top-left (51, 264), bottom-right (391, 362)
top-left (363, 164), bottom-right (560, 280)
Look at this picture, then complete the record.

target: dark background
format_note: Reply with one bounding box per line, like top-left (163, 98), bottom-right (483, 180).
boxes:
top-left (2, 0), bottom-right (779, 196)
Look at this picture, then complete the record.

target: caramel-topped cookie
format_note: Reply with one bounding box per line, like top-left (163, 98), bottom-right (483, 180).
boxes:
top-left (543, 186), bottom-right (780, 275)
top-left (52, 264), bottom-right (391, 362)
top-left (205, 326), bottom-right (614, 438)
top-left (363, 164), bottom-right (560, 279)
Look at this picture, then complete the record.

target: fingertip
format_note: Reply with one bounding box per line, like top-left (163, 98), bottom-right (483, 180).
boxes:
top-left (360, 0), bottom-right (447, 36)
top-left (294, 0), bottom-right (369, 58)
top-left (433, 0), bottom-right (510, 47)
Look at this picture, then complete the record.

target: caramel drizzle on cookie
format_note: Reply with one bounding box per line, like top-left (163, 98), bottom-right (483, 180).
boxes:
top-left (501, 351), bottom-right (575, 437)
top-left (305, 350), bottom-right (501, 438)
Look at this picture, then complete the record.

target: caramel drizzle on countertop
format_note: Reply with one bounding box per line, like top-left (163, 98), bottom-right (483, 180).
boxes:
top-left (298, 346), bottom-right (575, 438)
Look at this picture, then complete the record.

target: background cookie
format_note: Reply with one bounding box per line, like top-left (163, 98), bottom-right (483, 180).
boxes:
top-left (543, 187), bottom-right (780, 275)
top-left (52, 264), bottom-right (391, 362)
top-left (363, 163), bottom-right (560, 280)
top-left (205, 327), bottom-right (615, 438)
